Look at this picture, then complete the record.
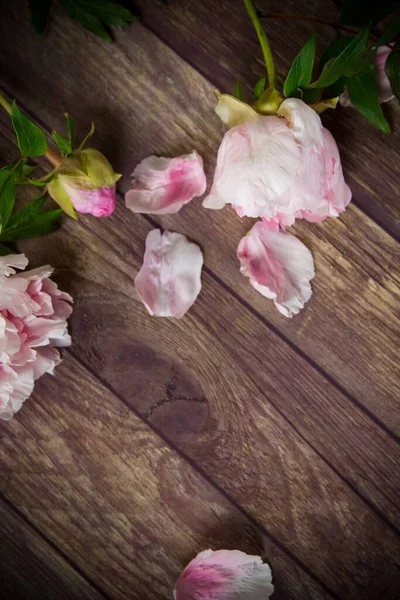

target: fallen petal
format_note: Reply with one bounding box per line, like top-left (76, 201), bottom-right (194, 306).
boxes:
top-left (125, 151), bottom-right (206, 215)
top-left (237, 221), bottom-right (315, 317)
top-left (135, 229), bottom-right (203, 318)
top-left (174, 548), bottom-right (274, 600)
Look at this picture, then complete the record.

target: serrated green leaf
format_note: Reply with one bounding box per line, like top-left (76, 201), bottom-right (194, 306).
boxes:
top-left (232, 81), bottom-right (245, 102)
top-left (310, 25), bottom-right (371, 89)
top-left (5, 196), bottom-right (47, 232)
top-left (60, 0), bottom-right (112, 40)
top-left (0, 243), bottom-right (13, 256)
top-left (11, 101), bottom-right (48, 157)
top-left (52, 130), bottom-right (72, 156)
top-left (0, 172), bottom-right (16, 232)
top-left (340, 0), bottom-right (400, 27)
top-left (347, 64), bottom-right (391, 132)
top-left (29, 0), bottom-right (53, 35)
top-left (0, 209), bottom-right (62, 241)
top-left (254, 76), bottom-right (266, 101)
top-left (386, 44), bottom-right (400, 99)
top-left (377, 18), bottom-right (400, 46)
top-left (65, 113), bottom-right (74, 145)
top-left (284, 32), bottom-right (318, 97)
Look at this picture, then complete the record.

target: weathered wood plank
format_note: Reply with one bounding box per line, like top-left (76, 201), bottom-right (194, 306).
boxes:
top-left (0, 6), bottom-right (397, 432)
top-left (0, 496), bottom-right (105, 600)
top-left (0, 355), bottom-right (333, 600)
top-left (135, 0), bottom-right (400, 238)
top-left (3, 196), bottom-right (397, 599)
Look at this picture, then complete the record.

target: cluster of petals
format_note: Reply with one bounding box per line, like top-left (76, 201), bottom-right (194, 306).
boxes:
top-left (125, 97), bottom-right (351, 319)
top-left (0, 254), bottom-right (72, 420)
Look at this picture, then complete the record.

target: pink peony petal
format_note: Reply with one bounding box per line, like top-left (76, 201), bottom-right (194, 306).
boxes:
top-left (238, 221), bottom-right (315, 317)
top-left (0, 254), bottom-right (28, 280)
top-left (125, 151), bottom-right (206, 215)
top-left (174, 548), bottom-right (274, 600)
top-left (278, 97), bottom-right (324, 151)
top-left (203, 116), bottom-right (301, 217)
top-left (135, 229), bottom-right (203, 318)
top-left (62, 183), bottom-right (116, 217)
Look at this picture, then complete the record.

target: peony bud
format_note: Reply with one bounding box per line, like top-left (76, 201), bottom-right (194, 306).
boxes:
top-left (47, 148), bottom-right (121, 218)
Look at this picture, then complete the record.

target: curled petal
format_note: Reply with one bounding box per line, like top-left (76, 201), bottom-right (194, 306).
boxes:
top-left (238, 221), bottom-right (315, 317)
top-left (278, 97), bottom-right (324, 151)
top-left (135, 229), bottom-right (203, 318)
top-left (0, 254), bottom-right (28, 280)
top-left (215, 93), bottom-right (259, 128)
top-left (174, 548), bottom-right (274, 600)
top-left (125, 151), bottom-right (206, 215)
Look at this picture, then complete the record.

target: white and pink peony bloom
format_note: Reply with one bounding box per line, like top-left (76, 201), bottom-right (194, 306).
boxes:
top-left (174, 549), bottom-right (274, 600)
top-left (135, 229), bottom-right (203, 318)
top-left (0, 254), bottom-right (72, 420)
top-left (238, 220), bottom-right (315, 317)
top-left (340, 46), bottom-right (394, 107)
top-left (204, 98), bottom-right (351, 226)
top-left (125, 151), bottom-right (207, 215)
top-left (48, 148), bottom-right (121, 218)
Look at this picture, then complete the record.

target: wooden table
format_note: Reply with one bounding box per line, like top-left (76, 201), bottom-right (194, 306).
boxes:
top-left (0, 1), bottom-right (399, 598)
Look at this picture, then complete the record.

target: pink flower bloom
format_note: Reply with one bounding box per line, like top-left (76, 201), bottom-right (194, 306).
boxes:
top-left (135, 229), bottom-right (203, 318)
top-left (340, 46), bottom-right (394, 107)
top-left (204, 98), bottom-right (351, 225)
top-left (237, 220), bottom-right (315, 317)
top-left (0, 255), bottom-right (72, 420)
top-left (48, 148), bottom-right (121, 218)
top-left (125, 151), bottom-right (207, 214)
top-left (174, 549), bottom-right (274, 600)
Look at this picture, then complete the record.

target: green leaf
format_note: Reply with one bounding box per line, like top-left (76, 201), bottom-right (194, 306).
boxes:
top-left (232, 81), bottom-right (245, 102)
top-left (377, 18), bottom-right (400, 46)
top-left (11, 101), bottom-right (48, 157)
top-left (29, 0), bottom-right (53, 35)
top-left (59, 0), bottom-right (137, 41)
top-left (65, 113), bottom-right (74, 145)
top-left (347, 64), bottom-right (391, 133)
top-left (77, 121), bottom-right (95, 150)
top-left (254, 76), bottom-right (266, 101)
top-left (340, 0), bottom-right (400, 27)
top-left (310, 25), bottom-right (371, 89)
top-left (52, 130), bottom-right (72, 156)
top-left (60, 0), bottom-right (112, 40)
top-left (284, 32), bottom-right (318, 97)
top-left (5, 196), bottom-right (47, 231)
top-left (0, 243), bottom-right (13, 256)
top-left (0, 209), bottom-right (63, 241)
top-left (22, 163), bottom-right (39, 178)
top-left (0, 172), bottom-right (16, 232)
top-left (385, 43), bottom-right (400, 99)
top-left (301, 88), bottom-right (322, 104)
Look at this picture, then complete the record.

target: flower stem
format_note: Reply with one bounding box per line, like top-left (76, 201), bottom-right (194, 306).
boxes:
top-left (244, 0), bottom-right (276, 88)
top-left (0, 91), bottom-right (12, 115)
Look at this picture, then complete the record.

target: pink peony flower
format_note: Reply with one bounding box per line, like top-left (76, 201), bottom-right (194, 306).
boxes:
top-left (340, 46), bottom-right (394, 107)
top-left (48, 148), bottom-right (121, 218)
top-left (135, 229), bottom-right (203, 318)
top-left (125, 151), bottom-right (207, 215)
top-left (204, 98), bottom-right (351, 226)
top-left (237, 220), bottom-right (315, 317)
top-left (0, 254), bottom-right (72, 420)
top-left (174, 549), bottom-right (274, 600)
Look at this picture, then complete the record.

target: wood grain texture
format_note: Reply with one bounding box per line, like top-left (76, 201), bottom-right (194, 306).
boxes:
top-left (0, 191), bottom-right (394, 598)
top-left (0, 3), bottom-right (398, 436)
top-left (135, 0), bottom-right (400, 238)
top-left (0, 497), bottom-right (104, 600)
top-left (0, 354), bottom-right (333, 600)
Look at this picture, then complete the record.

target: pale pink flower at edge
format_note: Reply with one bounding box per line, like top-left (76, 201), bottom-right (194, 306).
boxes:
top-left (125, 151), bottom-right (207, 215)
top-left (174, 549), bottom-right (274, 600)
top-left (0, 254), bottom-right (72, 421)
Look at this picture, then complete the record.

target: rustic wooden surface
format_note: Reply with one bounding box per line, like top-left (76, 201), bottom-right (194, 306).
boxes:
top-left (0, 0), bottom-right (399, 598)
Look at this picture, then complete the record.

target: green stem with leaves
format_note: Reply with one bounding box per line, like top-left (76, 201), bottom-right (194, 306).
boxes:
top-left (244, 0), bottom-right (276, 88)
top-left (0, 89), bottom-right (63, 167)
